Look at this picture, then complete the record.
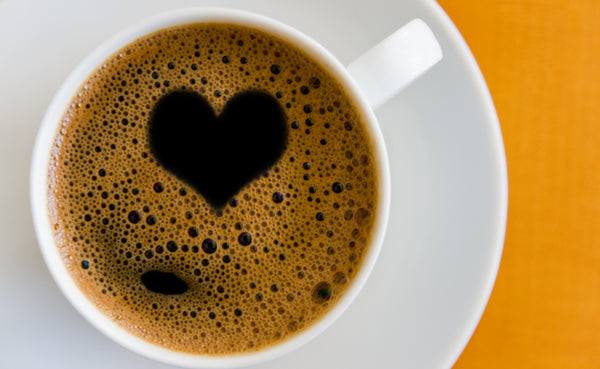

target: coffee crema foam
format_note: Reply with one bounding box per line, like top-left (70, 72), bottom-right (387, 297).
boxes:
top-left (48, 23), bottom-right (378, 355)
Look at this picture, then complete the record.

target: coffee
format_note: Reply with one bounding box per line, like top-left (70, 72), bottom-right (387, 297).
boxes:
top-left (47, 23), bottom-right (378, 355)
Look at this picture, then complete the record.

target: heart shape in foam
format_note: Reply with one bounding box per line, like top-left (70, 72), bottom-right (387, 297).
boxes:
top-left (149, 90), bottom-right (287, 208)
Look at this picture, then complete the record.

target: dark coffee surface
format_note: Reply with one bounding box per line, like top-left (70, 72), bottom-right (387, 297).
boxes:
top-left (47, 23), bottom-right (378, 355)
top-left (149, 89), bottom-right (287, 208)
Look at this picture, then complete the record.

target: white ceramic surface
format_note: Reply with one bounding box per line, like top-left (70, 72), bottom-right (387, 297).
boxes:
top-left (30, 8), bottom-right (396, 368)
top-left (0, 0), bottom-right (507, 368)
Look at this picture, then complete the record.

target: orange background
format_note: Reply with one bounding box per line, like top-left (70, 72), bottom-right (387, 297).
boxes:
top-left (434, 1), bottom-right (600, 368)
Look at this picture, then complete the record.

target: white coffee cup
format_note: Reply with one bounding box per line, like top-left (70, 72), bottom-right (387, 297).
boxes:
top-left (30, 7), bottom-right (441, 368)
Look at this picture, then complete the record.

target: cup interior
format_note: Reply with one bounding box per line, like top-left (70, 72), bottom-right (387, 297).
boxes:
top-left (30, 7), bottom-right (391, 368)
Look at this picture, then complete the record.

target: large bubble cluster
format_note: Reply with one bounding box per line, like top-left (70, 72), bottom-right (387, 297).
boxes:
top-left (47, 23), bottom-right (378, 355)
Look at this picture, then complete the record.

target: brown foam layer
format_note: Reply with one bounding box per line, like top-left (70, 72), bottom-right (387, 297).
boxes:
top-left (47, 23), bottom-right (378, 355)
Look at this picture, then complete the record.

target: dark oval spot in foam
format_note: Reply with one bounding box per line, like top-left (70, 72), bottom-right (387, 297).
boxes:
top-left (141, 270), bottom-right (189, 295)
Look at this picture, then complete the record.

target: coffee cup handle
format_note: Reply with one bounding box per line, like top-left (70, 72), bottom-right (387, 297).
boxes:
top-left (347, 19), bottom-right (443, 110)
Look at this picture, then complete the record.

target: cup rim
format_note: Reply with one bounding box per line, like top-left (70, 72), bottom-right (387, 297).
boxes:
top-left (30, 7), bottom-right (391, 368)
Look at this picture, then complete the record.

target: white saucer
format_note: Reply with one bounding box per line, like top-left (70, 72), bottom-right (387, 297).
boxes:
top-left (0, 0), bottom-right (507, 368)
